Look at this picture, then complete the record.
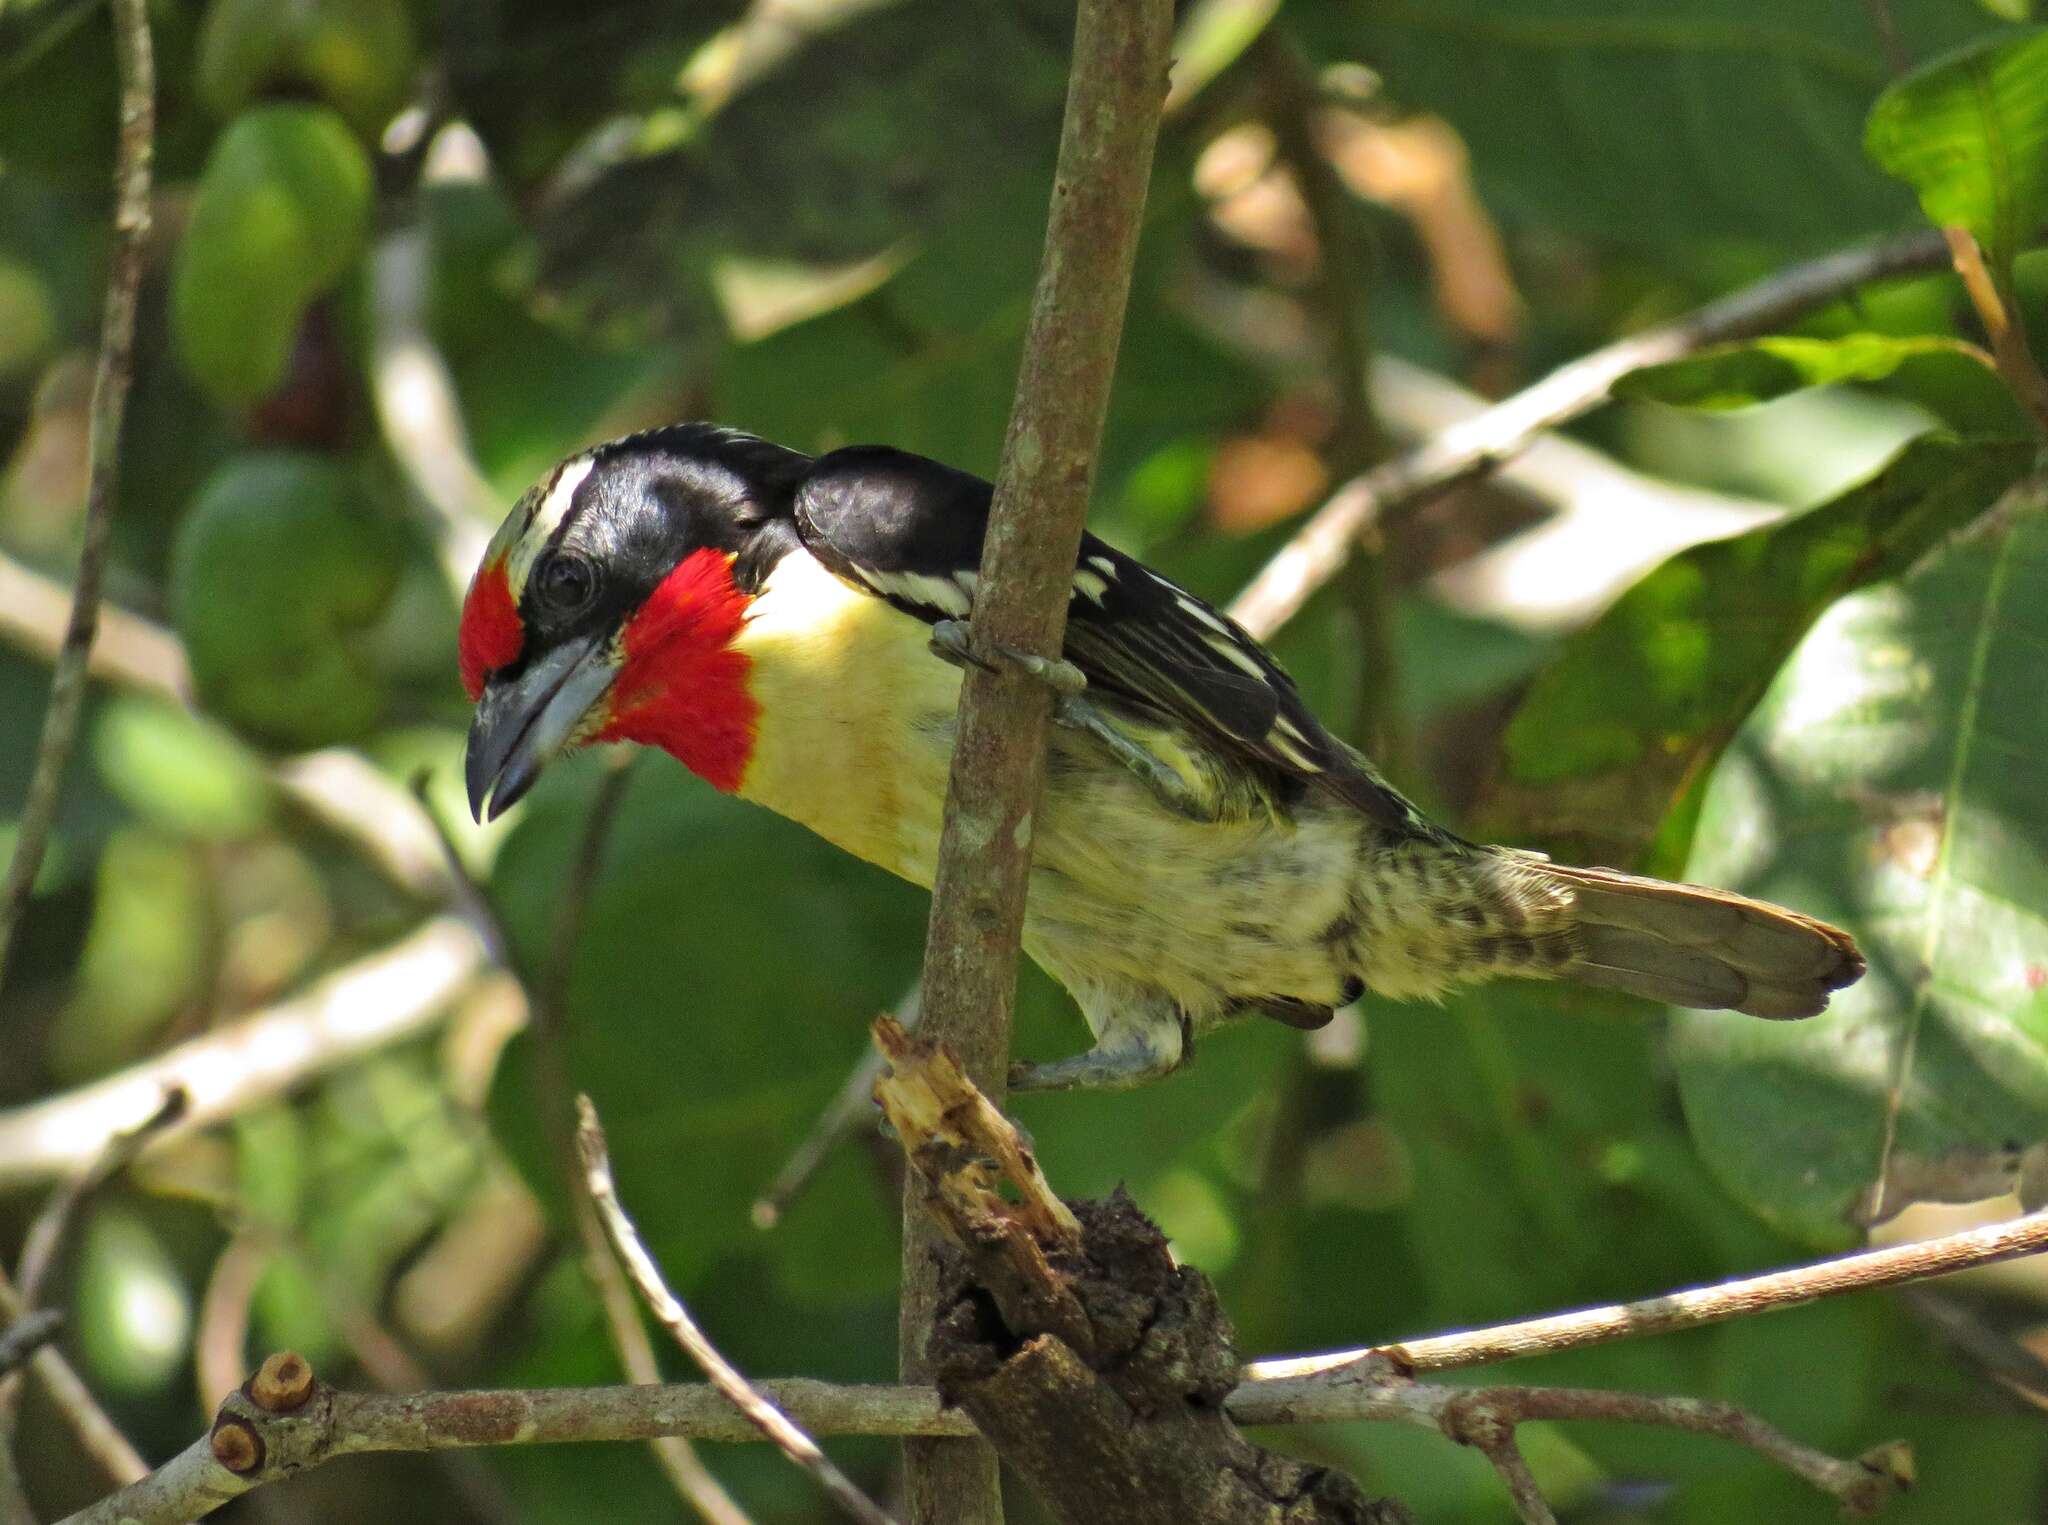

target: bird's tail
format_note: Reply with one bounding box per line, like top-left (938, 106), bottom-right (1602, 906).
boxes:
top-left (1535, 859), bottom-right (1863, 1018)
top-left (1354, 844), bottom-right (1863, 1020)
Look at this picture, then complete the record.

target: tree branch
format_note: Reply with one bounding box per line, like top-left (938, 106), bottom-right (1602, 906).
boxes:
top-left (577, 1098), bottom-right (894, 1525)
top-left (1246, 1207), bottom-right (2048, 1380)
top-left (1943, 225), bottom-right (2048, 434)
top-left (0, 917), bottom-right (487, 1188)
top-left (0, 0), bottom-right (154, 986)
top-left (37, 1346), bottom-right (1933, 1525)
top-left (901, 4), bottom-right (1172, 1521)
top-left (76, 1122), bottom-right (2039, 1521)
top-left (1225, 226), bottom-right (1958, 640)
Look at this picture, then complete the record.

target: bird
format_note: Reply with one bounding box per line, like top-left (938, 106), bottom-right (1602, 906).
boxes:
top-left (460, 423), bottom-right (1863, 1092)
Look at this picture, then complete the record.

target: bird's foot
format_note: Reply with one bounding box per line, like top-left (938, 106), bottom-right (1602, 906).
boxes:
top-left (1008, 1011), bottom-right (1193, 1093)
top-left (927, 619), bottom-right (1087, 697)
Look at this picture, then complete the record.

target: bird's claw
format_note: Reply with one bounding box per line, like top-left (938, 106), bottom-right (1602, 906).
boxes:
top-left (928, 619), bottom-right (1086, 697)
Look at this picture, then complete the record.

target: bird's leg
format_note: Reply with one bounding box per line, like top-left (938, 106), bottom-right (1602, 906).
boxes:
top-left (1009, 1007), bottom-right (1194, 1093)
top-left (927, 619), bottom-right (1212, 821)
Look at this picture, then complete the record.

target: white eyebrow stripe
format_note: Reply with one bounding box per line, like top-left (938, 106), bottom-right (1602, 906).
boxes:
top-left (508, 454), bottom-right (598, 590)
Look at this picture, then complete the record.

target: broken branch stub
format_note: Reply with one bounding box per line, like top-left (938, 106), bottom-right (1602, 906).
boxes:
top-left (871, 1019), bottom-right (1409, 1525)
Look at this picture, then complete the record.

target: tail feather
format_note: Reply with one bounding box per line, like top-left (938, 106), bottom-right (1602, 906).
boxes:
top-left (1538, 861), bottom-right (1864, 1020)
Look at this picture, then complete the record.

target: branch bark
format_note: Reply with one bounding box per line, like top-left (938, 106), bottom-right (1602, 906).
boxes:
top-left (1226, 225), bottom-right (1960, 640)
top-left (901, 4), bottom-right (1172, 1521)
top-left (876, 1019), bottom-right (1407, 1525)
top-left (0, 0), bottom-right (154, 986)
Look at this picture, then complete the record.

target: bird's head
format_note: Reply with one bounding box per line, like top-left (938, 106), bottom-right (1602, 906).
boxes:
top-left (459, 424), bottom-right (810, 821)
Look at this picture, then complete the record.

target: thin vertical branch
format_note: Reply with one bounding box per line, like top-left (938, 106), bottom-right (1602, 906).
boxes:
top-left (899, 4), bottom-right (1173, 1522)
top-left (577, 1099), bottom-right (896, 1525)
top-left (0, 0), bottom-right (155, 985)
top-left (1944, 226), bottom-right (2048, 435)
top-left (537, 764), bottom-right (752, 1525)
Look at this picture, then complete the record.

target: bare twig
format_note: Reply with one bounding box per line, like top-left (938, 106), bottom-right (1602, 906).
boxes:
top-left (576, 1097), bottom-right (896, 1525)
top-left (1256, 26), bottom-right (1406, 770)
top-left (902, 6), bottom-right (1171, 1519)
top-left (751, 984), bottom-right (914, 1231)
top-left (14, 1086), bottom-right (187, 1306)
top-left (0, 917), bottom-right (487, 1188)
top-left (1944, 225), bottom-right (2048, 434)
top-left (40, 1348), bottom-right (1930, 1525)
top-left (539, 763), bottom-right (750, 1525)
top-left (0, 1266), bottom-right (148, 1490)
top-left (0, 0), bottom-right (154, 986)
top-left (1247, 1207), bottom-right (2048, 1380)
top-left (0, 553), bottom-right (188, 695)
top-left (1226, 226), bottom-right (1959, 640)
top-left (1469, 1430), bottom-right (1556, 1525)
top-left (0, 1313), bottom-right (62, 1382)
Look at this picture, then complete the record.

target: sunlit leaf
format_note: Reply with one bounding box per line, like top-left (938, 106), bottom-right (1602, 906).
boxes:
top-left (1614, 333), bottom-right (1994, 411)
top-left (1674, 473), bottom-right (2048, 1242)
top-left (1485, 433), bottom-right (2036, 870)
top-left (1866, 26), bottom-right (2048, 279)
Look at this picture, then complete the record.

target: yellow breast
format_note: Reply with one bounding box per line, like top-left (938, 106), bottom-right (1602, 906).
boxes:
top-left (730, 550), bottom-right (960, 883)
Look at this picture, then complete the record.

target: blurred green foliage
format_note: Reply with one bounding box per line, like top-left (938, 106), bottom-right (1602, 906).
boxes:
top-left (6, 2), bottom-right (2048, 1523)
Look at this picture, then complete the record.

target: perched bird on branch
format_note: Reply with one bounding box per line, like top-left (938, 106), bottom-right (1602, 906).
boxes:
top-left (460, 424), bottom-right (1862, 1091)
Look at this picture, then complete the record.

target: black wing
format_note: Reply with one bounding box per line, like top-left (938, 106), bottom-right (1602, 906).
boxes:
top-left (792, 445), bottom-right (1426, 835)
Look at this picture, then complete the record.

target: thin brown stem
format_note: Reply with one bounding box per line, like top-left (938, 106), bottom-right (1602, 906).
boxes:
top-left (1247, 1207), bottom-right (2048, 1380)
top-left (1227, 226), bottom-right (1960, 641)
top-left (540, 762), bottom-right (749, 1525)
top-left (1944, 225), bottom-right (2048, 435)
top-left (14, 1086), bottom-right (187, 1307)
top-left (577, 1099), bottom-right (895, 1525)
top-left (0, 0), bottom-right (155, 985)
top-left (900, 4), bottom-right (1172, 1521)
top-left (1470, 1431), bottom-right (1557, 1525)
top-left (0, 1265), bottom-right (148, 1493)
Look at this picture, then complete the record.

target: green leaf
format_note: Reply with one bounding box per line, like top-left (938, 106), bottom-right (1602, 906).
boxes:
top-left (1307, 0), bottom-right (1994, 253)
top-left (169, 452), bottom-right (404, 749)
top-left (170, 104), bottom-right (372, 406)
top-left (1485, 433), bottom-right (2036, 871)
top-left (1614, 333), bottom-right (1994, 410)
top-left (1674, 472), bottom-right (2048, 1242)
top-left (1865, 27), bottom-right (2048, 278)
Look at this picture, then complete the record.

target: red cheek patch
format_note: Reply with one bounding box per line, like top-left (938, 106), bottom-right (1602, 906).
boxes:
top-left (459, 560), bottom-right (524, 699)
top-left (595, 548), bottom-right (759, 793)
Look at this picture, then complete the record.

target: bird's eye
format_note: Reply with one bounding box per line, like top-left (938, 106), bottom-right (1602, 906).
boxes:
top-left (534, 552), bottom-right (597, 614)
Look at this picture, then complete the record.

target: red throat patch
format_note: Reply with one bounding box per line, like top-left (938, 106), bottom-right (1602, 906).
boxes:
top-left (459, 560), bottom-right (524, 700)
top-left (595, 548), bottom-right (758, 793)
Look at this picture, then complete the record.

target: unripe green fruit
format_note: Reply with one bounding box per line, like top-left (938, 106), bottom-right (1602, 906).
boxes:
top-left (196, 0), bottom-right (417, 140)
top-left (170, 452), bottom-right (402, 749)
top-left (171, 105), bottom-right (371, 408)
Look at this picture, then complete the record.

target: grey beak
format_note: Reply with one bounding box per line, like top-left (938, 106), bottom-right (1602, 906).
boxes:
top-left (464, 634), bottom-right (618, 822)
